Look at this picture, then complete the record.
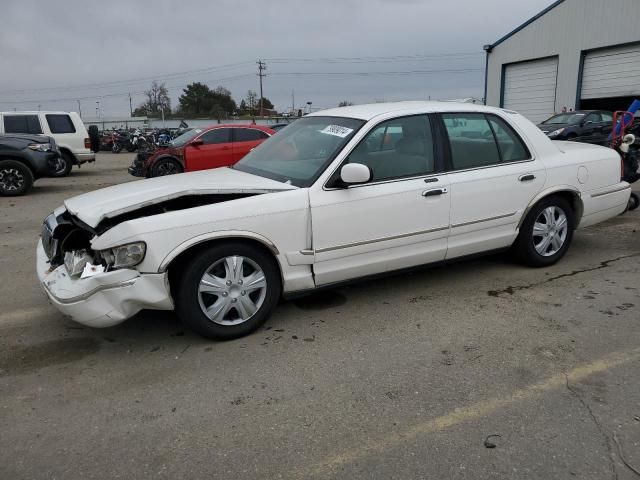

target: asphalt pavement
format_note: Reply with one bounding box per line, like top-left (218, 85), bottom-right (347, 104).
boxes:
top-left (1, 153), bottom-right (639, 479)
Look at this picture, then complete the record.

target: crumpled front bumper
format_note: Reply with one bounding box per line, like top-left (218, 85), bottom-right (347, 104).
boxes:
top-left (36, 240), bottom-right (173, 328)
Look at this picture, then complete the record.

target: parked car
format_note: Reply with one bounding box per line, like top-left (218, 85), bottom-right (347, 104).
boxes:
top-left (37, 101), bottom-right (630, 340)
top-left (537, 110), bottom-right (613, 145)
top-left (128, 124), bottom-right (275, 177)
top-left (268, 123), bottom-right (293, 132)
top-left (0, 134), bottom-right (59, 196)
top-left (0, 111), bottom-right (95, 177)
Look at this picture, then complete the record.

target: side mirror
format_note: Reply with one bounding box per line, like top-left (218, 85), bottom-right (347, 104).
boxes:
top-left (190, 138), bottom-right (203, 146)
top-left (340, 163), bottom-right (371, 185)
top-left (583, 120), bottom-right (593, 126)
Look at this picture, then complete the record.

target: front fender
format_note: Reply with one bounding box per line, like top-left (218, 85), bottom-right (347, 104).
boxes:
top-left (157, 230), bottom-right (280, 272)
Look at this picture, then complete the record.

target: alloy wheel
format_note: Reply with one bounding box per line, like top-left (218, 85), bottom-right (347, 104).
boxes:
top-left (532, 206), bottom-right (568, 256)
top-left (197, 256), bottom-right (267, 325)
top-left (0, 168), bottom-right (24, 192)
top-left (156, 162), bottom-right (178, 175)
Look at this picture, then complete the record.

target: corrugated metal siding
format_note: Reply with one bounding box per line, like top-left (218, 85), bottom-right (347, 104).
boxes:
top-left (485, 0), bottom-right (640, 115)
top-left (503, 58), bottom-right (558, 123)
top-left (581, 44), bottom-right (640, 99)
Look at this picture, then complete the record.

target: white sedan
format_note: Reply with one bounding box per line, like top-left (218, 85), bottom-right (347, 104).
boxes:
top-left (37, 102), bottom-right (631, 339)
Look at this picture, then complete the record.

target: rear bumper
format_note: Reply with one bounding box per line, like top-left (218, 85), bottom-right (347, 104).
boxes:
top-left (36, 240), bottom-right (173, 328)
top-left (580, 182), bottom-right (631, 228)
top-left (75, 152), bottom-right (96, 164)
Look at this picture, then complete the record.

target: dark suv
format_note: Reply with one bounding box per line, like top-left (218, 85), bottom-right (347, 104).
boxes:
top-left (0, 134), bottom-right (59, 195)
top-left (537, 110), bottom-right (613, 145)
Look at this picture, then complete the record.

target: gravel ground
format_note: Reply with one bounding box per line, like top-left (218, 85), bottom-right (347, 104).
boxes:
top-left (1, 153), bottom-right (640, 479)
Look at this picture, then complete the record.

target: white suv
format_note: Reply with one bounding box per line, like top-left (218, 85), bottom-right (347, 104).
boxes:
top-left (0, 111), bottom-right (95, 176)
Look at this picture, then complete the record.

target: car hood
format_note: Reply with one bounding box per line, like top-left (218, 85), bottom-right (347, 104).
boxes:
top-left (537, 122), bottom-right (571, 132)
top-left (64, 167), bottom-right (297, 228)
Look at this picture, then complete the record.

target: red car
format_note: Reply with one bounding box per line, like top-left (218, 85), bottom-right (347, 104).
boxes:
top-left (129, 124), bottom-right (275, 177)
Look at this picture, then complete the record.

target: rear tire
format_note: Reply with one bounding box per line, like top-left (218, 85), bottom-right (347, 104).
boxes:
top-left (0, 160), bottom-right (34, 196)
top-left (175, 243), bottom-right (281, 340)
top-left (51, 151), bottom-right (73, 177)
top-left (514, 196), bottom-right (575, 267)
top-left (628, 192), bottom-right (639, 211)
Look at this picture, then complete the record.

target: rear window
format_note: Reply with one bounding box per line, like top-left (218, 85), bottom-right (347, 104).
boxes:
top-left (234, 128), bottom-right (269, 142)
top-left (46, 114), bottom-right (76, 134)
top-left (3, 115), bottom-right (42, 134)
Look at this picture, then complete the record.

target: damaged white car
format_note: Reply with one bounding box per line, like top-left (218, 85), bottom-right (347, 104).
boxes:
top-left (37, 102), bottom-right (631, 339)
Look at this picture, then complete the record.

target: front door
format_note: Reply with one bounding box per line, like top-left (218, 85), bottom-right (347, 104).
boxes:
top-left (439, 112), bottom-right (547, 259)
top-left (184, 127), bottom-right (232, 171)
top-left (309, 114), bottom-right (451, 286)
top-left (232, 128), bottom-right (270, 163)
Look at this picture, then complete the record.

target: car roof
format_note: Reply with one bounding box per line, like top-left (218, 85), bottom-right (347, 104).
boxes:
top-left (305, 101), bottom-right (511, 121)
top-left (201, 124), bottom-right (275, 132)
top-left (0, 111), bottom-right (73, 115)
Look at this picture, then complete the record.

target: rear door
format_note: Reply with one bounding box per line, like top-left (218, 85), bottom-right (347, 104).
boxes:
top-left (232, 128), bottom-right (270, 163)
top-left (439, 112), bottom-right (546, 259)
top-left (184, 128), bottom-right (232, 171)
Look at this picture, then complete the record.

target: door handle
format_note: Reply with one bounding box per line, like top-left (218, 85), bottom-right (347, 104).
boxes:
top-left (422, 187), bottom-right (448, 197)
top-left (519, 174), bottom-right (536, 182)
top-left (222, 146), bottom-right (230, 150)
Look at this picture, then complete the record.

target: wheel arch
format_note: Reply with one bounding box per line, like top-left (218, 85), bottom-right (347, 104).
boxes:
top-left (162, 232), bottom-right (283, 298)
top-left (0, 155), bottom-right (36, 177)
top-left (518, 186), bottom-right (584, 229)
top-left (149, 154), bottom-right (184, 175)
top-left (58, 146), bottom-right (77, 164)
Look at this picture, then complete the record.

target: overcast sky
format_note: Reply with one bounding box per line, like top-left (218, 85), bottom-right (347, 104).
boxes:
top-left (0, 0), bottom-right (553, 117)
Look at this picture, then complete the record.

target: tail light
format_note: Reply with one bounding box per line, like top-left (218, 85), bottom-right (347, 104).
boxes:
top-left (84, 138), bottom-right (91, 149)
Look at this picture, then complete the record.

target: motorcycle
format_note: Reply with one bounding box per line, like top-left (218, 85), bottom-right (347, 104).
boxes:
top-left (616, 133), bottom-right (640, 211)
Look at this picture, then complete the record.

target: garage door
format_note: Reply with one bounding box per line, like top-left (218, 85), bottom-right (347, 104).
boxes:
top-left (502, 57), bottom-right (558, 123)
top-left (581, 44), bottom-right (640, 99)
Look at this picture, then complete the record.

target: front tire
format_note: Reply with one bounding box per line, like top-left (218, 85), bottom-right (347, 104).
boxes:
top-left (175, 243), bottom-right (281, 340)
top-left (514, 196), bottom-right (575, 267)
top-left (51, 151), bottom-right (73, 177)
top-left (152, 158), bottom-right (183, 177)
top-left (0, 160), bottom-right (34, 196)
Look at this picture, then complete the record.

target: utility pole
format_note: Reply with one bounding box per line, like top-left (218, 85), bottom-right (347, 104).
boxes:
top-left (257, 60), bottom-right (267, 117)
top-left (129, 93), bottom-right (133, 117)
top-left (291, 90), bottom-right (295, 115)
top-left (77, 100), bottom-right (82, 118)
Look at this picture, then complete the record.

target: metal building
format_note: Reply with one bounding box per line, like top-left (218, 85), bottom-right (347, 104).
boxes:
top-left (484, 0), bottom-right (640, 123)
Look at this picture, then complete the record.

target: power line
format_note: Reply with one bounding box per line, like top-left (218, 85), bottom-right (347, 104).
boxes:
top-left (0, 61), bottom-right (255, 96)
top-left (0, 73), bottom-right (256, 105)
top-left (270, 68), bottom-right (484, 76)
top-left (0, 52), bottom-right (482, 96)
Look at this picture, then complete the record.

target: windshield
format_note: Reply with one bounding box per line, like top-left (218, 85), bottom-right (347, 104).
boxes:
top-left (170, 128), bottom-right (200, 147)
top-left (234, 116), bottom-right (365, 187)
top-left (541, 113), bottom-right (586, 125)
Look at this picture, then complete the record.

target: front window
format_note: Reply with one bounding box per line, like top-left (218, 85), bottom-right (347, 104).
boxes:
top-left (346, 114), bottom-right (435, 182)
top-left (170, 128), bottom-right (201, 147)
top-left (541, 113), bottom-right (585, 125)
top-left (234, 116), bottom-right (364, 187)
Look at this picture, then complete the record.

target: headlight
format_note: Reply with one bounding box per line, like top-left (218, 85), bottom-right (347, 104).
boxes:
top-left (547, 128), bottom-right (565, 137)
top-left (99, 242), bottom-right (146, 269)
top-left (28, 143), bottom-right (53, 152)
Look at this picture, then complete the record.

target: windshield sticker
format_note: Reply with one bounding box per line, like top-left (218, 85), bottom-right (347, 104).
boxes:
top-left (320, 125), bottom-right (354, 138)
